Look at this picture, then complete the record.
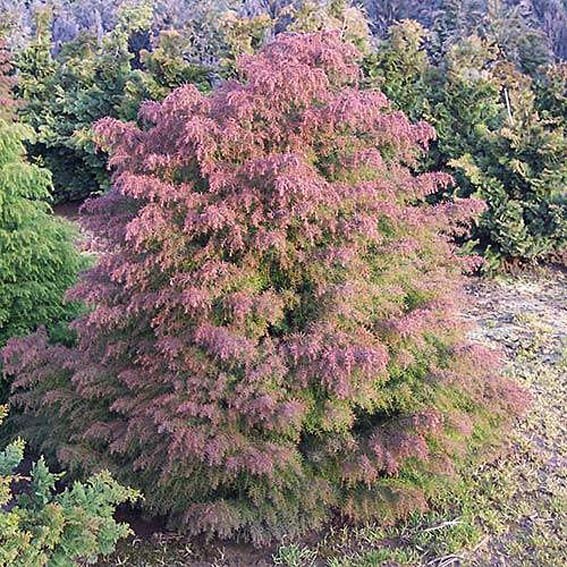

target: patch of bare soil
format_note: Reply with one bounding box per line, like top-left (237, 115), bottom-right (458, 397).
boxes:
top-left (53, 200), bottom-right (83, 221)
top-left (464, 267), bottom-right (567, 566)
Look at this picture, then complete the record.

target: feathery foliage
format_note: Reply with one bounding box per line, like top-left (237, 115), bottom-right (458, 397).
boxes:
top-left (0, 52), bottom-right (84, 351)
top-left (449, 59), bottom-right (567, 267)
top-left (12, 1), bottom-right (371, 203)
top-left (0, 405), bottom-right (139, 567)
top-left (3, 33), bottom-right (526, 544)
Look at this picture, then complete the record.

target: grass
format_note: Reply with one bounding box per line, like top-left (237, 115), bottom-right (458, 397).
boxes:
top-left (97, 269), bottom-right (566, 567)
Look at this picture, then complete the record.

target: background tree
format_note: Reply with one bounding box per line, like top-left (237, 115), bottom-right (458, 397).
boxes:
top-left (429, 35), bottom-right (504, 168)
top-left (14, 6), bottom-right (157, 202)
top-left (535, 61), bottom-right (567, 124)
top-left (360, 0), bottom-right (563, 63)
top-left (364, 21), bottom-right (567, 267)
top-left (450, 61), bottom-right (567, 266)
top-left (0, 51), bottom-right (84, 351)
top-left (514, 0), bottom-right (567, 60)
top-left (362, 20), bottom-right (434, 122)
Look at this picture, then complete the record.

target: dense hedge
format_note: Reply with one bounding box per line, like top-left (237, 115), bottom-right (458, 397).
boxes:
top-left (3, 33), bottom-right (527, 545)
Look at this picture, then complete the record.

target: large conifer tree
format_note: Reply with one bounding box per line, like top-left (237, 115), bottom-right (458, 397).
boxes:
top-left (4, 32), bottom-right (526, 545)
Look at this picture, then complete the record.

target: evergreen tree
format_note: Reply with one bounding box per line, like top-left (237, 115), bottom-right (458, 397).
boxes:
top-left (0, 51), bottom-right (84, 349)
top-left (4, 32), bottom-right (526, 544)
top-left (363, 20), bottom-right (434, 123)
top-left (365, 23), bottom-right (567, 267)
top-left (0, 405), bottom-right (139, 567)
top-left (15, 5), bottom-right (156, 202)
top-left (535, 61), bottom-right (567, 125)
top-left (450, 61), bottom-right (567, 266)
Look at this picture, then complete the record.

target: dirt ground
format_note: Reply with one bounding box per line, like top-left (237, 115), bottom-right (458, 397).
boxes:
top-left (464, 268), bottom-right (567, 566)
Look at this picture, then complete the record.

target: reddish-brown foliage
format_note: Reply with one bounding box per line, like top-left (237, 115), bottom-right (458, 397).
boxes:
top-left (3, 32), bottom-right (527, 545)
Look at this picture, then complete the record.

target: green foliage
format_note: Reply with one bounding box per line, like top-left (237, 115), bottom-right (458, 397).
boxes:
top-left (134, 31), bottom-right (212, 101)
top-left (287, 0), bottom-right (372, 52)
top-left (364, 20), bottom-right (567, 269)
top-left (0, 406), bottom-right (139, 567)
top-left (15, 8), bottom-right (141, 202)
top-left (273, 543), bottom-right (318, 567)
top-left (219, 0), bottom-right (372, 74)
top-left (446, 61), bottom-right (567, 266)
top-left (0, 115), bottom-right (84, 349)
top-left (535, 62), bottom-right (567, 125)
top-left (428, 0), bottom-right (488, 58)
top-left (423, 0), bottom-right (551, 72)
top-left (429, 36), bottom-right (503, 166)
top-left (485, 0), bottom-right (551, 75)
top-left (363, 20), bottom-right (433, 123)
top-left (15, 4), bottom-right (211, 203)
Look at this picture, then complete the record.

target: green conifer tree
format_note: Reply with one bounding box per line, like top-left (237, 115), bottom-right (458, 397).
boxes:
top-left (0, 406), bottom-right (139, 567)
top-left (0, 52), bottom-right (84, 349)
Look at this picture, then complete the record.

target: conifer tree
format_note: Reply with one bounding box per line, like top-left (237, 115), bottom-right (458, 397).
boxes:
top-left (4, 32), bottom-right (526, 545)
top-left (535, 62), bottom-right (567, 125)
top-left (450, 60), bottom-right (567, 265)
top-left (0, 48), bottom-right (84, 350)
top-left (15, 5), bottom-right (156, 202)
top-left (363, 20), bottom-right (433, 123)
top-left (365, 24), bottom-right (567, 267)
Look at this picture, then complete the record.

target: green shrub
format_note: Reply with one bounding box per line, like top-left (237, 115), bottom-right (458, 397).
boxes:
top-left (0, 406), bottom-right (139, 567)
top-left (14, 5), bottom-right (212, 203)
top-left (364, 21), bottom-right (567, 269)
top-left (446, 59), bottom-right (567, 268)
